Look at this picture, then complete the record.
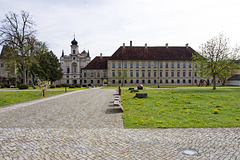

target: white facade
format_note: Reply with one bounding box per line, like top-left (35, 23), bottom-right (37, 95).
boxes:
top-left (60, 37), bottom-right (91, 84)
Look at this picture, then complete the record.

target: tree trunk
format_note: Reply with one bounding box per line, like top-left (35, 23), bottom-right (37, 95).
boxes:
top-left (22, 59), bottom-right (27, 85)
top-left (213, 76), bottom-right (216, 90)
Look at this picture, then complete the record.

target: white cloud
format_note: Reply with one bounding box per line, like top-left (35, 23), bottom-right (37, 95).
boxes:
top-left (0, 0), bottom-right (240, 58)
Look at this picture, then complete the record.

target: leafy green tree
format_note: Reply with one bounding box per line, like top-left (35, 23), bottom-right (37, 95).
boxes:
top-left (193, 33), bottom-right (240, 90)
top-left (0, 10), bottom-right (37, 84)
top-left (31, 43), bottom-right (62, 83)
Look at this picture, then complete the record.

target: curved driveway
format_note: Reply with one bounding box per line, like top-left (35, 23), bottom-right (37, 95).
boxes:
top-left (0, 88), bottom-right (240, 159)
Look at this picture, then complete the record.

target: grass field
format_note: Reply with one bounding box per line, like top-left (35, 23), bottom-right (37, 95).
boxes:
top-left (121, 87), bottom-right (240, 128)
top-left (0, 88), bottom-right (87, 106)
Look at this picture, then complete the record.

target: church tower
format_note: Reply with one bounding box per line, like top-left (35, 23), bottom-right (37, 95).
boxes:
top-left (59, 35), bottom-right (91, 85)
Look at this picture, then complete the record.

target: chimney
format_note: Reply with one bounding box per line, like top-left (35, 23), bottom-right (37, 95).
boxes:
top-left (100, 53), bottom-right (102, 59)
top-left (123, 43), bottom-right (125, 48)
top-left (62, 50), bottom-right (64, 57)
top-left (186, 43), bottom-right (189, 48)
top-left (130, 41), bottom-right (132, 47)
top-left (166, 43), bottom-right (168, 48)
top-left (145, 43), bottom-right (147, 48)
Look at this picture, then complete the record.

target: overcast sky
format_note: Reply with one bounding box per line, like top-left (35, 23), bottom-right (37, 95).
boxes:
top-left (0, 0), bottom-right (240, 58)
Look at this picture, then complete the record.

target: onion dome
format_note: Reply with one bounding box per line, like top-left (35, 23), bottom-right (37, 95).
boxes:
top-left (71, 38), bottom-right (78, 45)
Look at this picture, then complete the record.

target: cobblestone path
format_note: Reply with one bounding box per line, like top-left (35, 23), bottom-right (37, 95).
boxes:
top-left (0, 88), bottom-right (240, 159)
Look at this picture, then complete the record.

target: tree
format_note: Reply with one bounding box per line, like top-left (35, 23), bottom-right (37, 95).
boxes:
top-left (192, 33), bottom-right (240, 90)
top-left (117, 69), bottom-right (129, 86)
top-left (31, 43), bottom-right (63, 83)
top-left (0, 10), bottom-right (36, 84)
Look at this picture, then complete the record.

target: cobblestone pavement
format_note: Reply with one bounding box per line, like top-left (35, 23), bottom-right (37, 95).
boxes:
top-left (0, 88), bottom-right (240, 159)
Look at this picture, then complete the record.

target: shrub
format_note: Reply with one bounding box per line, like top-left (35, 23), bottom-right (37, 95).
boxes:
top-left (74, 84), bottom-right (81, 88)
top-left (82, 84), bottom-right (87, 87)
top-left (61, 84), bottom-right (69, 87)
top-left (18, 84), bottom-right (29, 90)
top-left (50, 85), bottom-right (56, 88)
top-left (56, 84), bottom-right (62, 88)
top-left (69, 85), bottom-right (75, 88)
top-left (0, 83), bottom-right (4, 88)
top-left (5, 84), bottom-right (10, 88)
top-left (88, 84), bottom-right (92, 87)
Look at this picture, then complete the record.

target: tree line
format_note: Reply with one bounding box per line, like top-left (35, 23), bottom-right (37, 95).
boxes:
top-left (0, 10), bottom-right (62, 86)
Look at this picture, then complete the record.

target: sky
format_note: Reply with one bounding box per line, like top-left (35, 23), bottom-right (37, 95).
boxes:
top-left (0, 0), bottom-right (240, 59)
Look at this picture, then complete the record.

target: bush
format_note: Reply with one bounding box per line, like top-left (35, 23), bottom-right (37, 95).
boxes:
top-left (61, 84), bottom-right (69, 87)
top-left (18, 84), bottom-right (29, 90)
top-left (88, 84), bottom-right (92, 87)
top-left (69, 85), bottom-right (75, 88)
top-left (0, 83), bottom-right (4, 88)
top-left (5, 84), bottom-right (10, 88)
top-left (82, 84), bottom-right (87, 87)
top-left (74, 84), bottom-right (81, 88)
top-left (50, 85), bottom-right (56, 88)
top-left (56, 84), bottom-right (62, 88)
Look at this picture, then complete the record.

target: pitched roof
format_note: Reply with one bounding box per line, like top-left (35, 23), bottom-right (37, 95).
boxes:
top-left (83, 56), bottom-right (110, 70)
top-left (228, 74), bottom-right (240, 81)
top-left (0, 45), bottom-right (12, 59)
top-left (109, 46), bottom-right (195, 60)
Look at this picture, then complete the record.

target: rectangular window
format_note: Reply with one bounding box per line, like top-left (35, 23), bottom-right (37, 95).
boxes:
top-left (124, 62), bottom-right (127, 68)
top-left (166, 63), bottom-right (168, 68)
top-left (189, 72), bottom-right (191, 77)
top-left (171, 63), bottom-right (174, 68)
top-left (136, 71), bottom-right (139, 77)
top-left (154, 80), bottom-right (157, 83)
top-left (130, 80), bottom-right (133, 83)
top-left (97, 72), bottom-right (100, 77)
top-left (130, 71), bottom-right (133, 77)
top-left (165, 71), bottom-right (168, 77)
top-left (148, 80), bottom-right (151, 83)
top-left (148, 62), bottom-right (151, 68)
top-left (189, 79), bottom-right (192, 83)
top-left (154, 63), bottom-right (157, 68)
top-left (171, 80), bottom-right (174, 83)
top-left (136, 62), bottom-right (139, 68)
top-left (171, 71), bottom-right (174, 77)
top-left (189, 63), bottom-right (192, 68)
top-left (118, 62), bottom-right (121, 68)
top-left (142, 71), bottom-right (145, 77)
top-left (130, 63), bottom-right (133, 68)
top-left (67, 68), bottom-right (70, 73)
top-left (1, 63), bottom-right (4, 67)
top-left (160, 71), bottom-right (162, 77)
top-left (148, 71), bottom-right (151, 77)
top-left (160, 63), bottom-right (163, 68)
top-left (112, 71), bottom-right (115, 77)
top-left (67, 80), bottom-right (69, 84)
top-left (183, 79), bottom-right (186, 83)
top-left (177, 79), bottom-right (180, 83)
top-left (183, 63), bottom-right (186, 68)
top-left (177, 71), bottom-right (180, 77)
top-left (177, 63), bottom-right (180, 68)
top-left (142, 62), bottom-right (145, 68)
top-left (195, 72), bottom-right (197, 77)
top-left (136, 80), bottom-right (139, 83)
top-left (112, 80), bottom-right (115, 84)
top-left (84, 72), bottom-right (87, 77)
top-left (103, 72), bottom-right (106, 77)
top-left (90, 72), bottom-right (93, 77)
top-left (97, 80), bottom-right (100, 83)
top-left (112, 62), bottom-right (115, 68)
top-left (154, 71), bottom-right (157, 77)
top-left (183, 72), bottom-right (186, 77)
top-left (84, 80), bottom-right (87, 83)
top-left (142, 80), bottom-right (145, 84)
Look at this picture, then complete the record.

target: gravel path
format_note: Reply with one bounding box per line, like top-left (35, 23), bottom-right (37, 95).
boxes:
top-left (0, 88), bottom-right (240, 159)
top-left (0, 88), bottom-right (123, 129)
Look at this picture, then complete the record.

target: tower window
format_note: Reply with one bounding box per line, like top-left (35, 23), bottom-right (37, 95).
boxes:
top-left (73, 50), bottom-right (75, 54)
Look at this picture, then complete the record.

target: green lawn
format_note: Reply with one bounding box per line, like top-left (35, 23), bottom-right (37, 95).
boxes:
top-left (121, 87), bottom-right (240, 128)
top-left (0, 88), bottom-right (86, 106)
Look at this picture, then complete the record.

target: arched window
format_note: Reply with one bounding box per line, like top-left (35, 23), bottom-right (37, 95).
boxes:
top-left (72, 63), bottom-right (77, 73)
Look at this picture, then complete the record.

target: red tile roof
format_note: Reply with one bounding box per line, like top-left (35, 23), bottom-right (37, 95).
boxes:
top-left (109, 46), bottom-right (195, 60)
top-left (83, 56), bottom-right (110, 70)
